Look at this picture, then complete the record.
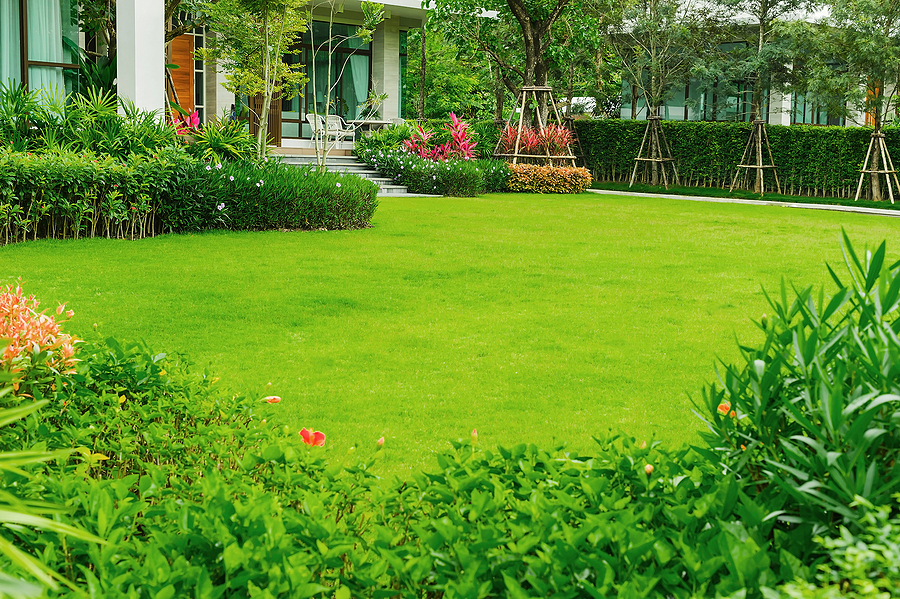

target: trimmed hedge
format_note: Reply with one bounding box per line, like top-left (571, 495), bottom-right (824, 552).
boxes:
top-left (0, 149), bottom-right (379, 243)
top-left (507, 163), bottom-right (593, 193)
top-left (574, 119), bottom-right (900, 198)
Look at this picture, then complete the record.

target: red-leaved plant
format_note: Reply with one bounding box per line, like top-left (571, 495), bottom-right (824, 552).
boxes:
top-left (540, 124), bottom-right (573, 156)
top-left (401, 113), bottom-right (478, 161)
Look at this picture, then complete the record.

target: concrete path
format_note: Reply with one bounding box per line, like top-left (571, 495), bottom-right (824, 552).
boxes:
top-left (588, 189), bottom-right (900, 219)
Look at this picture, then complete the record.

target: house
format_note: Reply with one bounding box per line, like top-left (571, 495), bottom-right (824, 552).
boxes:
top-left (1, 0), bottom-right (425, 148)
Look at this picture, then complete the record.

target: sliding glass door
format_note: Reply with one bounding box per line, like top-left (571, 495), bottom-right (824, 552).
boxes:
top-left (0, 0), bottom-right (21, 85)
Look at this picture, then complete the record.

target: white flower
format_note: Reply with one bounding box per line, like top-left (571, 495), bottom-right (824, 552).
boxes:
top-left (229, 176), bottom-right (235, 181)
top-left (205, 165), bottom-right (211, 171)
top-left (216, 163), bottom-right (222, 170)
top-left (336, 182), bottom-right (342, 187)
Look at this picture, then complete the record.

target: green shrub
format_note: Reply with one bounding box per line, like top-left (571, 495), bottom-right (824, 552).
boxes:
top-left (357, 147), bottom-right (510, 196)
top-left (209, 160), bottom-right (379, 230)
top-left (575, 119), bottom-right (898, 198)
top-left (778, 496), bottom-right (900, 599)
top-left (696, 232), bottom-right (900, 537)
top-left (354, 123), bottom-right (414, 154)
top-left (507, 163), bottom-right (593, 193)
top-left (184, 118), bottom-right (258, 163)
top-left (0, 83), bottom-right (177, 159)
top-left (0, 150), bottom-right (379, 243)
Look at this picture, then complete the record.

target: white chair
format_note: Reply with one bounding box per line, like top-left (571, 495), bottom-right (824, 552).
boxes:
top-left (305, 113), bottom-right (327, 142)
top-left (390, 118), bottom-right (406, 126)
top-left (326, 115), bottom-right (355, 142)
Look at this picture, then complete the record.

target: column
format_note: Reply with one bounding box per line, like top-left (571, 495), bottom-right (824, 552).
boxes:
top-left (117, 0), bottom-right (165, 115)
top-left (372, 15), bottom-right (401, 120)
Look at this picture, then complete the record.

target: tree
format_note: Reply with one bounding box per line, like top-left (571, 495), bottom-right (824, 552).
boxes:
top-left (305, 0), bottom-right (384, 169)
top-left (429, 0), bottom-right (612, 125)
top-left (403, 30), bottom-right (492, 120)
top-left (796, 0), bottom-right (900, 200)
top-left (197, 0), bottom-right (308, 159)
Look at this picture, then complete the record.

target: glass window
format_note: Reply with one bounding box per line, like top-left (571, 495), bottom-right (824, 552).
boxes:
top-left (26, 0), bottom-right (80, 95)
top-left (0, 0), bottom-right (21, 85)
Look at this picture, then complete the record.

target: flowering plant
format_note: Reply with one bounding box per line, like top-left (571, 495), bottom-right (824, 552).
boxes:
top-left (1, 284), bottom-right (79, 397)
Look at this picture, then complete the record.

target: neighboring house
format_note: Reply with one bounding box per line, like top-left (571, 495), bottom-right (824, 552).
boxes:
top-left (2, 0), bottom-right (425, 148)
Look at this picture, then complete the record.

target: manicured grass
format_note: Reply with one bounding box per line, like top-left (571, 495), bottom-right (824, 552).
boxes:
top-left (592, 180), bottom-right (900, 211)
top-left (4, 192), bottom-right (900, 475)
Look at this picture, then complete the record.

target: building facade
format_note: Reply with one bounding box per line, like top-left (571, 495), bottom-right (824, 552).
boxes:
top-left (2, 0), bottom-right (424, 147)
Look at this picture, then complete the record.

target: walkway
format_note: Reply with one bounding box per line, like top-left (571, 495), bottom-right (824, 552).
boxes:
top-left (588, 189), bottom-right (900, 219)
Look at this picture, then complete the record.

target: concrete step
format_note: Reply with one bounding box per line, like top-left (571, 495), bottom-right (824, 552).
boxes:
top-left (280, 155), bottom-right (441, 197)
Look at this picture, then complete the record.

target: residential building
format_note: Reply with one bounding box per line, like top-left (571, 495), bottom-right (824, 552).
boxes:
top-left (2, 0), bottom-right (425, 147)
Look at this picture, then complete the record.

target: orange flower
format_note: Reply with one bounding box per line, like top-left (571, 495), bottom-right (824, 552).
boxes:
top-left (376, 436), bottom-right (385, 446)
top-left (263, 396), bottom-right (281, 404)
top-left (300, 427), bottom-right (325, 447)
top-left (740, 444), bottom-right (747, 451)
top-left (717, 401), bottom-right (731, 415)
top-left (730, 411), bottom-right (736, 418)
top-left (644, 464), bottom-right (654, 475)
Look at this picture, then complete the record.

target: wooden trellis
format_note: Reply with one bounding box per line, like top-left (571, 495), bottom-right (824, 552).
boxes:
top-left (730, 120), bottom-right (781, 194)
top-left (629, 115), bottom-right (679, 189)
top-left (493, 86), bottom-right (577, 167)
top-left (855, 132), bottom-right (900, 203)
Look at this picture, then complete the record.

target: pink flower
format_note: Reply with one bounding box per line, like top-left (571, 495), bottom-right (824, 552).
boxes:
top-left (300, 427), bottom-right (326, 447)
top-left (471, 428), bottom-right (478, 443)
top-left (377, 436), bottom-right (385, 446)
top-left (263, 396), bottom-right (281, 404)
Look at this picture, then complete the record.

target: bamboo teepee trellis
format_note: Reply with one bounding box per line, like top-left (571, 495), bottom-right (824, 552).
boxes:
top-left (629, 115), bottom-right (679, 188)
top-left (729, 120), bottom-right (781, 194)
top-left (855, 132), bottom-right (900, 203)
top-left (492, 86), bottom-right (577, 166)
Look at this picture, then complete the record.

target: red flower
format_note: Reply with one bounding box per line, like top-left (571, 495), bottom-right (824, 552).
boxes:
top-left (300, 427), bottom-right (325, 447)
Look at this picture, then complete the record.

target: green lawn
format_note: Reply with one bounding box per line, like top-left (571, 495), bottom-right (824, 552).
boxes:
top-left (4, 193), bottom-right (900, 475)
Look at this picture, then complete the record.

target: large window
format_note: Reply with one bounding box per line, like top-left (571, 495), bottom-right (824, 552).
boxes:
top-left (0, 0), bottom-right (21, 85)
top-left (792, 93), bottom-right (843, 126)
top-left (281, 21), bottom-right (371, 139)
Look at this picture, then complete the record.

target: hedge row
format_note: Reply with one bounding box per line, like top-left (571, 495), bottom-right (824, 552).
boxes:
top-left (0, 149), bottom-right (378, 244)
top-left (573, 119), bottom-right (900, 198)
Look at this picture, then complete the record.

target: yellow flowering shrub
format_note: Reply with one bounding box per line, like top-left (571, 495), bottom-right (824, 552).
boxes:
top-left (507, 164), bottom-right (593, 194)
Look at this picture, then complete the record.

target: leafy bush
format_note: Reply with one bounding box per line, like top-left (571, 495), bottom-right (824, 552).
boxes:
top-left (696, 232), bottom-right (900, 537)
top-left (0, 150), bottom-right (379, 243)
top-left (357, 147), bottom-right (508, 195)
top-left (207, 160), bottom-right (379, 230)
top-left (507, 163), bottom-right (593, 193)
top-left (184, 118), bottom-right (258, 164)
top-left (0, 83), bottom-right (176, 159)
top-left (574, 119), bottom-right (900, 198)
top-left (778, 496), bottom-right (900, 599)
top-left (357, 120), bottom-right (501, 159)
top-left (354, 123), bottom-right (414, 154)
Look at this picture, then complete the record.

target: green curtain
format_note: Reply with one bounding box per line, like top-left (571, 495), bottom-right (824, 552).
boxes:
top-left (26, 0), bottom-right (77, 95)
top-left (0, 0), bottom-right (21, 85)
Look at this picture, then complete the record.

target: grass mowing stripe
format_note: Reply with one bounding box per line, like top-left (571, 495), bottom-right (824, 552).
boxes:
top-left (4, 192), bottom-right (900, 475)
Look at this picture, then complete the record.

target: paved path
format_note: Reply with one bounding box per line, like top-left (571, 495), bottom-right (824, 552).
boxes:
top-left (588, 189), bottom-right (900, 219)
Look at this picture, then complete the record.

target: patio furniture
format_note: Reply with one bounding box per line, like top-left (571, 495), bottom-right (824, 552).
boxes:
top-left (326, 115), bottom-right (355, 142)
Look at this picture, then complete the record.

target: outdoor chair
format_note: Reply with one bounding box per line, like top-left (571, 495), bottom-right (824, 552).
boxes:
top-left (305, 113), bottom-right (327, 142)
top-left (326, 115), bottom-right (355, 142)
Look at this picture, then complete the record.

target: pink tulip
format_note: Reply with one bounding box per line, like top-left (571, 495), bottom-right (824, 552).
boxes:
top-left (300, 427), bottom-right (326, 447)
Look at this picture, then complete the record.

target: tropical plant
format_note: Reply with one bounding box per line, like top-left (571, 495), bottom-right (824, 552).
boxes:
top-left (696, 232), bottom-right (900, 536)
top-left (185, 118), bottom-right (258, 163)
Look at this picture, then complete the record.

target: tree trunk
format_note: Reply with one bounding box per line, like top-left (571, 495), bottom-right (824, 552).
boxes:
top-left (418, 28), bottom-right (426, 119)
top-left (872, 105), bottom-right (883, 201)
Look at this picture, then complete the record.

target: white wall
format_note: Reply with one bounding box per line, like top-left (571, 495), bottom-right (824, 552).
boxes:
top-left (372, 16), bottom-right (401, 120)
top-left (117, 0), bottom-right (165, 115)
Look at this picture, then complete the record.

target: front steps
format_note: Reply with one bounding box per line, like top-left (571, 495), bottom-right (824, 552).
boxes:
top-left (277, 153), bottom-right (440, 198)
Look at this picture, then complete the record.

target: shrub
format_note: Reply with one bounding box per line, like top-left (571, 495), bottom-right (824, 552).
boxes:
top-left (184, 118), bottom-right (258, 164)
top-left (507, 163), bottom-right (593, 193)
top-left (574, 119), bottom-right (900, 198)
top-left (207, 160), bottom-right (379, 230)
top-left (354, 123), bottom-right (414, 154)
top-left (696, 232), bottom-right (900, 537)
top-left (357, 147), bottom-right (508, 195)
top-left (0, 150), bottom-right (379, 243)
